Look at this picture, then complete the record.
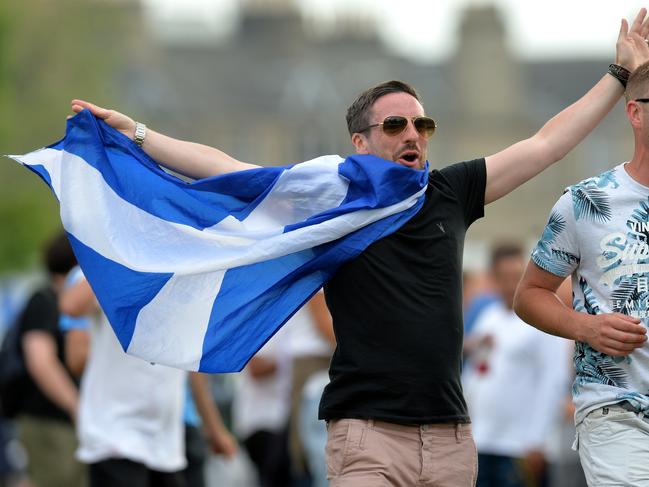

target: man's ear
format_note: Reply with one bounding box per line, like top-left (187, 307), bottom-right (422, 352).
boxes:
top-left (627, 100), bottom-right (643, 130)
top-left (352, 132), bottom-right (370, 154)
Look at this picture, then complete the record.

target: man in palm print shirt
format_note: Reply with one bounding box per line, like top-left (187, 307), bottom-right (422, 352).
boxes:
top-left (516, 61), bottom-right (649, 485)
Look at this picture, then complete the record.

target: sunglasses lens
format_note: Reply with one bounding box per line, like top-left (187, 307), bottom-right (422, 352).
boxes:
top-left (414, 117), bottom-right (436, 138)
top-left (381, 116), bottom-right (408, 135)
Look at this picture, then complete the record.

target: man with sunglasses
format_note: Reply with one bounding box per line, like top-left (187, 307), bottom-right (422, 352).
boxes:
top-left (514, 60), bottom-right (649, 486)
top-left (68, 9), bottom-right (649, 486)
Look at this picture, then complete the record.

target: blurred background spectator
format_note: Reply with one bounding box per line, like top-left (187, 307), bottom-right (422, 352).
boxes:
top-left (232, 319), bottom-right (293, 487)
top-left (462, 270), bottom-right (498, 337)
top-left (183, 373), bottom-right (238, 487)
top-left (287, 292), bottom-right (333, 487)
top-left (463, 243), bottom-right (575, 487)
top-left (1, 234), bottom-right (83, 487)
top-left (60, 269), bottom-right (236, 487)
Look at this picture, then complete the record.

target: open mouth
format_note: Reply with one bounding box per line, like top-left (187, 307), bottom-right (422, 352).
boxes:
top-left (397, 150), bottom-right (420, 167)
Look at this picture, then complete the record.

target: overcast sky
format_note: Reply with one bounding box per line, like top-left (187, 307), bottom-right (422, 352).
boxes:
top-left (299, 0), bottom-right (649, 62)
top-left (144, 0), bottom-right (649, 62)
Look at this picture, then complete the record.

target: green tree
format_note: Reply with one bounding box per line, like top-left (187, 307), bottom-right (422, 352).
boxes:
top-left (0, 0), bottom-right (140, 272)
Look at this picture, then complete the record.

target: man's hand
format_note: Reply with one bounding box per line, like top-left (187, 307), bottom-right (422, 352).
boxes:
top-left (70, 99), bottom-right (136, 140)
top-left (516, 262), bottom-right (647, 357)
top-left (576, 312), bottom-right (647, 356)
top-left (206, 427), bottom-right (238, 458)
top-left (68, 99), bottom-right (256, 179)
top-left (616, 8), bottom-right (649, 72)
top-left (483, 9), bottom-right (649, 205)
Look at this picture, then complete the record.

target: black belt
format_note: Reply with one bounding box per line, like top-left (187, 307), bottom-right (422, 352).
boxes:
top-left (618, 400), bottom-right (638, 413)
top-left (601, 401), bottom-right (638, 415)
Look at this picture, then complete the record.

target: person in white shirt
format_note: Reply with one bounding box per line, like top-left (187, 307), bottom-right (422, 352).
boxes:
top-left (60, 268), bottom-right (186, 487)
top-left (516, 61), bottom-right (649, 486)
top-left (464, 244), bottom-right (570, 487)
top-left (61, 268), bottom-right (236, 487)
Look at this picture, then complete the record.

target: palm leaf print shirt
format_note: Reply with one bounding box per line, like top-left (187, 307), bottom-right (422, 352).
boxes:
top-left (532, 163), bottom-right (649, 424)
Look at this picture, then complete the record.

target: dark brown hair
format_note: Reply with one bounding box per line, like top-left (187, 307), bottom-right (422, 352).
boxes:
top-left (489, 242), bottom-right (524, 269)
top-left (346, 80), bottom-right (421, 136)
top-left (43, 232), bottom-right (77, 276)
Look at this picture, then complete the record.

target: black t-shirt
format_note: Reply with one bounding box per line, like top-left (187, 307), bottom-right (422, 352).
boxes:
top-left (319, 159), bottom-right (486, 424)
top-left (17, 286), bottom-right (72, 422)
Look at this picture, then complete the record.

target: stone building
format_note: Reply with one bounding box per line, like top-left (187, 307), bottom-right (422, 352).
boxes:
top-left (122, 0), bottom-right (633, 264)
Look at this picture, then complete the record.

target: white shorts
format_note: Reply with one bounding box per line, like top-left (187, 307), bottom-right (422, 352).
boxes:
top-left (575, 404), bottom-right (649, 486)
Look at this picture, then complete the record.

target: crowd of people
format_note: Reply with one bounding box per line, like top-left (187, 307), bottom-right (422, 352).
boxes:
top-left (0, 238), bottom-right (603, 487)
top-left (2, 6), bottom-right (649, 487)
top-left (0, 233), bottom-right (337, 487)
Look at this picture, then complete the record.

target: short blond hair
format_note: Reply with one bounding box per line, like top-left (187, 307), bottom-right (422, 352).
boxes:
top-left (625, 61), bottom-right (649, 101)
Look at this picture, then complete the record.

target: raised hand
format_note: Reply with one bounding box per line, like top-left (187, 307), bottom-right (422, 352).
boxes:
top-left (579, 312), bottom-right (647, 356)
top-left (616, 8), bottom-right (649, 72)
top-left (68, 98), bottom-right (255, 179)
top-left (70, 99), bottom-right (137, 140)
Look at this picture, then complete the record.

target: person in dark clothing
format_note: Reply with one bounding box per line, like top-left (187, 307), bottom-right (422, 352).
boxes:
top-left (15, 232), bottom-right (84, 487)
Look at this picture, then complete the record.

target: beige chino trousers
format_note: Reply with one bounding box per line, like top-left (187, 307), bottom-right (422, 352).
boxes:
top-left (326, 418), bottom-right (477, 487)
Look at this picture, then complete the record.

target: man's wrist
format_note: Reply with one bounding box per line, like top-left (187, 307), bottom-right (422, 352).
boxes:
top-left (64, 396), bottom-right (78, 421)
top-left (608, 63), bottom-right (631, 88)
top-left (134, 122), bottom-right (147, 147)
top-left (572, 312), bottom-right (592, 343)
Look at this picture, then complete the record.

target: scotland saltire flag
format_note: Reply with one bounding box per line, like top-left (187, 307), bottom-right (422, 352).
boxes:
top-left (9, 109), bottom-right (428, 372)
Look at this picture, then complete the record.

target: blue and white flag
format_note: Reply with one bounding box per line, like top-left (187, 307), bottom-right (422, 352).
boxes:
top-left (9, 109), bottom-right (428, 372)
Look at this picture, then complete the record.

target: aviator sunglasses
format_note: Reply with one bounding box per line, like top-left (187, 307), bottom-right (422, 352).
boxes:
top-left (358, 116), bottom-right (437, 139)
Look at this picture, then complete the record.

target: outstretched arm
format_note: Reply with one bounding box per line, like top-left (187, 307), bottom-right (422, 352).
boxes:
top-left (484, 9), bottom-right (649, 204)
top-left (514, 261), bottom-right (647, 356)
top-left (70, 100), bottom-right (260, 180)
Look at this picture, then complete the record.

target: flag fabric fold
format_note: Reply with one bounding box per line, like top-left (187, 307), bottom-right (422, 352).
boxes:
top-left (9, 109), bottom-right (428, 372)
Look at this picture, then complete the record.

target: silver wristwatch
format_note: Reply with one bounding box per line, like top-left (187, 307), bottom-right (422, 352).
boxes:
top-left (134, 122), bottom-right (147, 147)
